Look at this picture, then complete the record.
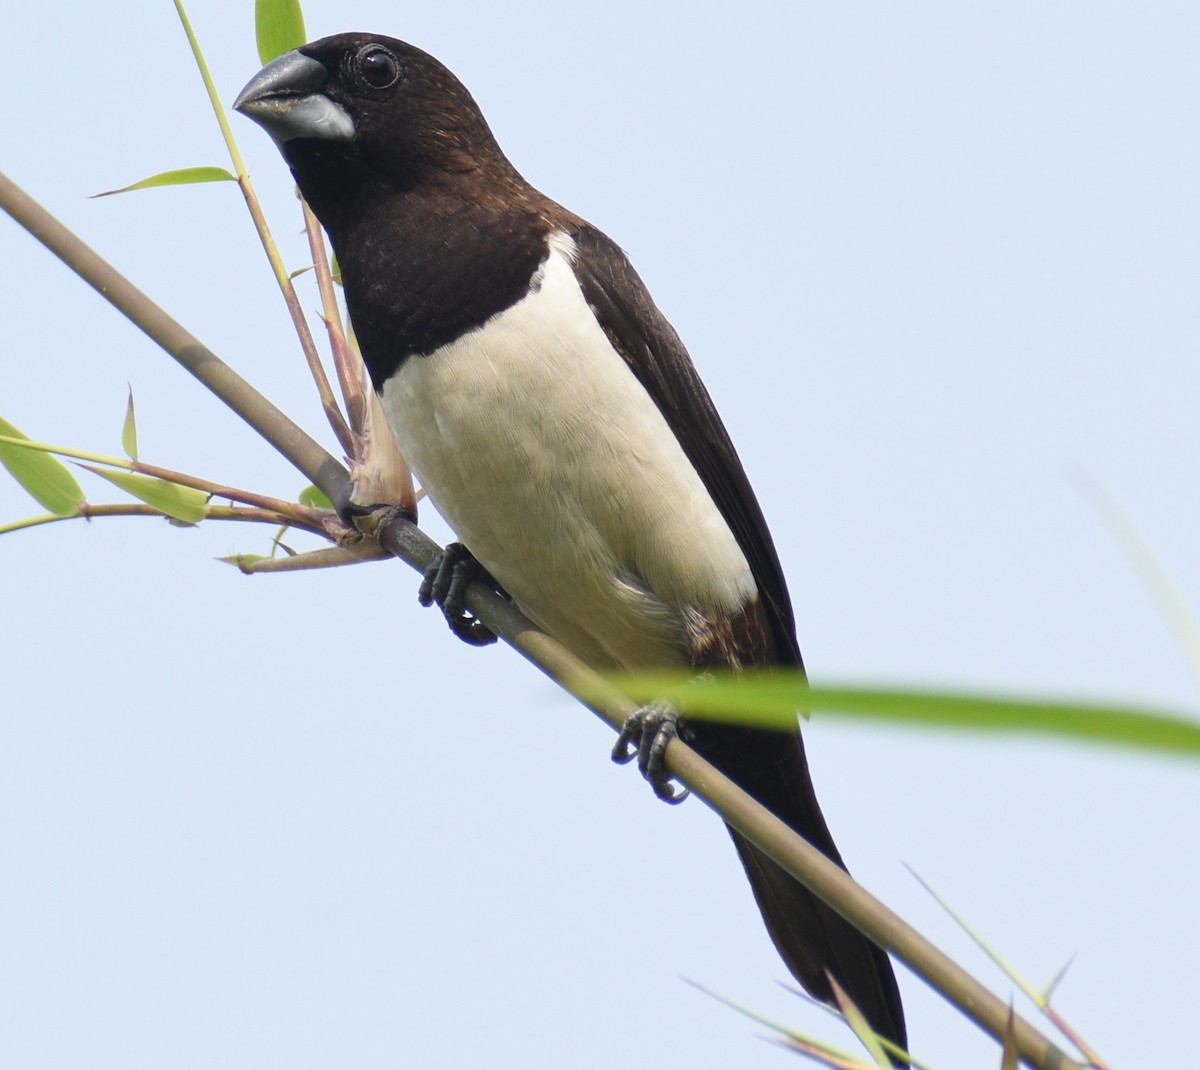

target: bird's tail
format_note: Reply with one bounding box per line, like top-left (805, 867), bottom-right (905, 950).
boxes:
top-left (686, 720), bottom-right (907, 1058)
top-left (729, 829), bottom-right (907, 1058)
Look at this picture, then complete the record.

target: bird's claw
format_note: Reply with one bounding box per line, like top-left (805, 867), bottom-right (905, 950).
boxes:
top-left (612, 703), bottom-right (689, 804)
top-left (418, 542), bottom-right (499, 646)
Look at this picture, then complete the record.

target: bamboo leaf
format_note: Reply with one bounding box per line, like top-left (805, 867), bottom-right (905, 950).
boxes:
top-left (255, 0), bottom-right (307, 64)
top-left (0, 417), bottom-right (85, 516)
top-left (85, 467), bottom-right (208, 524)
top-left (218, 553), bottom-right (267, 572)
top-left (121, 388), bottom-right (138, 460)
top-left (298, 484), bottom-right (333, 510)
top-left (597, 670), bottom-right (1200, 759)
top-left (92, 166), bottom-right (236, 198)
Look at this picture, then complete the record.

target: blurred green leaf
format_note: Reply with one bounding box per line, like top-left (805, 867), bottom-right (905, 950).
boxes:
top-left (598, 669), bottom-right (1200, 758)
top-left (298, 484), bottom-right (333, 510)
top-left (84, 467), bottom-right (208, 524)
top-left (0, 419), bottom-right (85, 516)
top-left (92, 166), bottom-right (236, 198)
top-left (255, 0), bottom-right (306, 64)
top-left (121, 388), bottom-right (138, 460)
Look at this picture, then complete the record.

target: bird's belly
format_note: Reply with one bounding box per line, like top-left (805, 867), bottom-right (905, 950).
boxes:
top-left (378, 242), bottom-right (756, 669)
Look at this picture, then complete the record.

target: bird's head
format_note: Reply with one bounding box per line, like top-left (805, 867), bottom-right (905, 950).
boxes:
top-left (234, 33), bottom-right (516, 222)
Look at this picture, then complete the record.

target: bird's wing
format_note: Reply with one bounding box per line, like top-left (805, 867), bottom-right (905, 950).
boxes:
top-left (568, 224), bottom-right (802, 668)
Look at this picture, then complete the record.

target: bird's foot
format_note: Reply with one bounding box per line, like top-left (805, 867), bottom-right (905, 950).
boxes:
top-left (611, 702), bottom-right (689, 804)
top-left (418, 542), bottom-right (499, 647)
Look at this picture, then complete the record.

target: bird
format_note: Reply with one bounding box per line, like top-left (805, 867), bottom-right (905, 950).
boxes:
top-left (234, 33), bottom-right (906, 1054)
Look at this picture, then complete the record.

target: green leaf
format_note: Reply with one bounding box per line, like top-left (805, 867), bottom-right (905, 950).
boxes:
top-left (598, 670), bottom-right (1200, 759)
top-left (91, 167), bottom-right (236, 198)
top-left (0, 417), bottom-right (85, 516)
top-left (85, 467), bottom-right (208, 524)
top-left (255, 0), bottom-right (306, 64)
top-left (218, 553), bottom-right (267, 572)
top-left (121, 388), bottom-right (138, 460)
top-left (298, 484), bottom-right (333, 510)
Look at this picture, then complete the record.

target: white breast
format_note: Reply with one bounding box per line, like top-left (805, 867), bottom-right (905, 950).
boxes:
top-left (379, 233), bottom-right (757, 669)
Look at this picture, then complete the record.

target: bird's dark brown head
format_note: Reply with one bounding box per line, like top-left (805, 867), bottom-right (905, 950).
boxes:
top-left (234, 33), bottom-right (520, 226)
top-left (233, 33), bottom-right (569, 376)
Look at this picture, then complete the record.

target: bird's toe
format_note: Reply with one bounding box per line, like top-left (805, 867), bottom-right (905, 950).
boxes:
top-left (612, 702), bottom-right (689, 804)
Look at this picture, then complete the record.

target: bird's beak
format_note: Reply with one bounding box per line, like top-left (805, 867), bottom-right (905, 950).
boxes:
top-left (233, 50), bottom-right (355, 143)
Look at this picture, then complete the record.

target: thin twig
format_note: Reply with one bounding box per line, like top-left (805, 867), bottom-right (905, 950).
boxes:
top-left (170, 0), bottom-right (355, 458)
top-left (0, 502), bottom-right (318, 536)
top-left (240, 176), bottom-right (356, 457)
top-left (302, 200), bottom-right (366, 438)
top-left (130, 457), bottom-right (332, 529)
top-left (906, 866), bottom-right (1108, 1068)
top-left (229, 542), bottom-right (390, 573)
top-left (0, 432), bottom-right (333, 531)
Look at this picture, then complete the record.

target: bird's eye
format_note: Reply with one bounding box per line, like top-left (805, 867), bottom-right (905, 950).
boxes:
top-left (357, 46), bottom-right (401, 89)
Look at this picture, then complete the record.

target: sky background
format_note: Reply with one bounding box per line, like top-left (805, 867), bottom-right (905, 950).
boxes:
top-left (4, 3), bottom-right (1199, 1067)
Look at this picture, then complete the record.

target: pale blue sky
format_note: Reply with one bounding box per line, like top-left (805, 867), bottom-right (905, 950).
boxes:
top-left (4, 3), bottom-right (1199, 1067)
